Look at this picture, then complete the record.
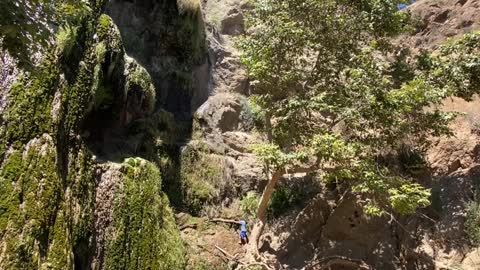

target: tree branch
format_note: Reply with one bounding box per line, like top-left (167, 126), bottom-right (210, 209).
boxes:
top-left (209, 218), bottom-right (240, 225)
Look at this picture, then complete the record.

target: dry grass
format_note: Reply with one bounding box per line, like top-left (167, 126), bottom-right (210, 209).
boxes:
top-left (177, 0), bottom-right (202, 16)
top-left (204, 0), bottom-right (226, 29)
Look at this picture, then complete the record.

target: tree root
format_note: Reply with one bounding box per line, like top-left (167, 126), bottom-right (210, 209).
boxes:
top-left (213, 245), bottom-right (274, 270)
top-left (238, 262), bottom-right (274, 270)
top-left (305, 256), bottom-right (372, 270)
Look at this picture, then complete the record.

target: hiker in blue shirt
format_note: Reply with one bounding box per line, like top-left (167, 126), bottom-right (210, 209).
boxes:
top-left (236, 219), bottom-right (249, 245)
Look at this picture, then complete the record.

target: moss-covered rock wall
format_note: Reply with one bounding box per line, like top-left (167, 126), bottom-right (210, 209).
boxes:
top-left (0, 0), bottom-right (207, 268)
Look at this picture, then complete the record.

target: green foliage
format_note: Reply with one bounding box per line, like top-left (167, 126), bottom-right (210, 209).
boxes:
top-left (465, 200), bottom-right (480, 245)
top-left (238, 0), bottom-right (460, 216)
top-left (247, 96), bottom-right (266, 128)
top-left (268, 186), bottom-right (302, 218)
top-left (364, 201), bottom-right (385, 217)
top-left (56, 24), bottom-right (79, 57)
top-left (388, 183), bottom-right (431, 215)
top-left (250, 144), bottom-right (286, 167)
top-left (397, 144), bottom-right (427, 175)
top-left (424, 32), bottom-right (480, 101)
top-left (5, 56), bottom-right (59, 147)
top-left (0, 0), bottom-right (53, 68)
top-left (241, 192), bottom-right (260, 219)
top-left (0, 0), bottom-right (93, 68)
top-left (180, 146), bottom-right (223, 215)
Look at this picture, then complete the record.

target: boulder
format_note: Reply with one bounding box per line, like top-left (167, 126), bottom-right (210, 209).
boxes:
top-left (196, 93), bottom-right (242, 133)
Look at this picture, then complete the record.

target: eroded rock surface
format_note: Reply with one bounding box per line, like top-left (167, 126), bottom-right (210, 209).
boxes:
top-left (402, 0), bottom-right (480, 50)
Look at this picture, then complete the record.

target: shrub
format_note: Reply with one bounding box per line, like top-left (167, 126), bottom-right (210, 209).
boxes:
top-left (398, 144), bottom-right (427, 176)
top-left (268, 185), bottom-right (302, 218)
top-left (247, 97), bottom-right (266, 129)
top-left (465, 200), bottom-right (480, 245)
top-left (181, 146), bottom-right (223, 215)
top-left (240, 192), bottom-right (260, 219)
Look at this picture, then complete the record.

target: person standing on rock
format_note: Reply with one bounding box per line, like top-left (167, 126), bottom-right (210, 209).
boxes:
top-left (237, 219), bottom-right (249, 245)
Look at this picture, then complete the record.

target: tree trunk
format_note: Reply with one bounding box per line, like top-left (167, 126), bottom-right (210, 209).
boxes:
top-left (247, 169), bottom-right (283, 257)
top-left (265, 112), bottom-right (273, 143)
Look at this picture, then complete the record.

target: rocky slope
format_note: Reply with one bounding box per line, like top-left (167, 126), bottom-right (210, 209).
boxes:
top-left (402, 0), bottom-right (480, 50)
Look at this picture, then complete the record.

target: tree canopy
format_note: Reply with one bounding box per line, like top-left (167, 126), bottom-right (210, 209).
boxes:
top-left (238, 0), bottom-right (458, 220)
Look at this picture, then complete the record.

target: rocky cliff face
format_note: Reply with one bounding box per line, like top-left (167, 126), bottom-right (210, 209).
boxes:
top-left (0, 0), bottom-right (479, 269)
top-left (401, 0), bottom-right (480, 50)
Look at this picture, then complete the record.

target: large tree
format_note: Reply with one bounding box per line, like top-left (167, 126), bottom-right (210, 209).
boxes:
top-left (238, 0), bottom-right (457, 256)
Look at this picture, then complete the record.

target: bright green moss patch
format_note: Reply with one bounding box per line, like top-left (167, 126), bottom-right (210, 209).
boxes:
top-left (125, 58), bottom-right (156, 114)
top-left (104, 158), bottom-right (186, 270)
top-left (46, 202), bottom-right (71, 270)
top-left (0, 136), bottom-right (63, 269)
top-left (0, 152), bottom-right (22, 235)
top-left (5, 56), bottom-right (59, 148)
top-left (97, 14), bottom-right (113, 40)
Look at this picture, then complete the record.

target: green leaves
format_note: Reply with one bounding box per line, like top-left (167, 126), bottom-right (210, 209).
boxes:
top-left (310, 133), bottom-right (359, 164)
top-left (388, 183), bottom-right (431, 215)
top-left (238, 0), bottom-right (478, 218)
top-left (250, 143), bottom-right (289, 168)
top-left (434, 32), bottom-right (480, 100)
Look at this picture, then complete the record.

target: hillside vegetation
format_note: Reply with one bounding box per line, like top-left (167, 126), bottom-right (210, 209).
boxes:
top-left (0, 0), bottom-right (479, 269)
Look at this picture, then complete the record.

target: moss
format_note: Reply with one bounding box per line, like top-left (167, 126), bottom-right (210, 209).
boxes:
top-left (22, 137), bottom-right (62, 258)
top-left (180, 146), bottom-right (224, 215)
top-left (56, 24), bottom-right (79, 58)
top-left (58, 13), bottom-right (125, 137)
top-left (69, 146), bottom-right (96, 269)
top-left (0, 136), bottom-right (63, 269)
top-left (0, 152), bottom-right (22, 235)
top-left (175, 1), bottom-right (206, 66)
top-left (97, 14), bottom-right (113, 40)
top-left (46, 202), bottom-right (71, 270)
top-left (104, 158), bottom-right (186, 270)
top-left (96, 14), bottom-right (123, 56)
top-left (5, 56), bottom-right (59, 148)
top-left (126, 61), bottom-right (156, 114)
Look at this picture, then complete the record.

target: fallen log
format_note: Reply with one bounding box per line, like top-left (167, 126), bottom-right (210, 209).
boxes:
top-left (179, 223), bottom-right (198, 230)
